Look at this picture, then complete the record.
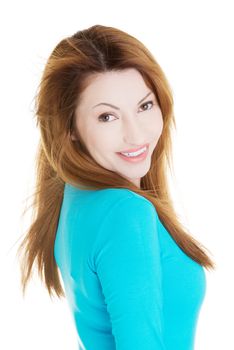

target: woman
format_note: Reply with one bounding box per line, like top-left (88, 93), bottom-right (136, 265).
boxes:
top-left (17, 24), bottom-right (215, 349)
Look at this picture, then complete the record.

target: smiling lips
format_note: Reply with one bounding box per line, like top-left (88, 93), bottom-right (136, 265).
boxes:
top-left (116, 144), bottom-right (149, 163)
top-left (118, 143), bottom-right (149, 154)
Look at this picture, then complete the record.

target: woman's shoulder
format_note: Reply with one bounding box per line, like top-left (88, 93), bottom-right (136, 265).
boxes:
top-left (91, 188), bottom-right (160, 233)
top-left (94, 188), bottom-right (158, 218)
top-left (64, 182), bottom-right (159, 223)
top-left (65, 182), bottom-right (154, 207)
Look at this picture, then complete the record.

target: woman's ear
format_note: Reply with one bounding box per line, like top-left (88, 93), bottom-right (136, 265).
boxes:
top-left (71, 132), bottom-right (77, 141)
top-left (70, 128), bottom-right (78, 141)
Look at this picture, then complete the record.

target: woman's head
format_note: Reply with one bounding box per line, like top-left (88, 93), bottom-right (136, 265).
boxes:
top-left (36, 24), bottom-right (174, 191)
top-left (70, 68), bottom-right (163, 188)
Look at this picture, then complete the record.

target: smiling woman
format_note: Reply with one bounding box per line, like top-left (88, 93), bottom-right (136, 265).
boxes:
top-left (70, 68), bottom-right (163, 188)
top-left (17, 24), bottom-right (216, 350)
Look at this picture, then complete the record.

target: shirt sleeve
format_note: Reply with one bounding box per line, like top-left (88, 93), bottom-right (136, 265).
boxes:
top-left (93, 194), bottom-right (166, 350)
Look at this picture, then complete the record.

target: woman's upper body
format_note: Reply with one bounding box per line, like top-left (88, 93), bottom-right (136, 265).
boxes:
top-left (54, 182), bottom-right (207, 350)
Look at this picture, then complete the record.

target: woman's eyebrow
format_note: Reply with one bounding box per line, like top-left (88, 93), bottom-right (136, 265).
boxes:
top-left (92, 91), bottom-right (153, 110)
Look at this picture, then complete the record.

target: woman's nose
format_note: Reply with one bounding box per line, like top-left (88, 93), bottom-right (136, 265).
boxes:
top-left (122, 117), bottom-right (146, 145)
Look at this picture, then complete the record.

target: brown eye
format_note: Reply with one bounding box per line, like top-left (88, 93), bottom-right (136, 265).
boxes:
top-left (140, 100), bottom-right (154, 111)
top-left (97, 113), bottom-right (116, 123)
top-left (97, 100), bottom-right (155, 123)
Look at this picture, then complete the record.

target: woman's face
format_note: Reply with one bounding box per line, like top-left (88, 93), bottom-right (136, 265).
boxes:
top-left (71, 68), bottom-right (163, 188)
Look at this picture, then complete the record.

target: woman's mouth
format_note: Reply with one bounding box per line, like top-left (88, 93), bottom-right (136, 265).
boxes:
top-left (116, 144), bottom-right (149, 163)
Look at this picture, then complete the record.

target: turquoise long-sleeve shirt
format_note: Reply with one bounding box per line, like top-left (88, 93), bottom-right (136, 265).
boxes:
top-left (54, 182), bottom-right (207, 349)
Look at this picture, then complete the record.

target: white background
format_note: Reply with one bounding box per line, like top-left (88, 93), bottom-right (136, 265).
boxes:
top-left (1, 0), bottom-right (233, 349)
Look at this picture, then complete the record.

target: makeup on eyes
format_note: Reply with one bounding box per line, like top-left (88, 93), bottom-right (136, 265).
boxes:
top-left (97, 99), bottom-right (156, 123)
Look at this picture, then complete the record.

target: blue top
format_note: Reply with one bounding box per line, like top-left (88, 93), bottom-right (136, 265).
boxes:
top-left (54, 183), bottom-right (207, 350)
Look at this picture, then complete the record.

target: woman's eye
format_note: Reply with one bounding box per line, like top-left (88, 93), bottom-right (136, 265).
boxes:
top-left (97, 100), bottom-right (155, 123)
top-left (97, 113), bottom-right (116, 123)
top-left (139, 100), bottom-right (154, 111)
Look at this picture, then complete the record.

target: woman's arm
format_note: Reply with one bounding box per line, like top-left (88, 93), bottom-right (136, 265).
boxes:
top-left (94, 195), bottom-right (166, 350)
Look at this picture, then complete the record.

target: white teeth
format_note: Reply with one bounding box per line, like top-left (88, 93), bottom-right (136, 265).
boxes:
top-left (121, 146), bottom-right (147, 157)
